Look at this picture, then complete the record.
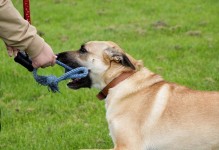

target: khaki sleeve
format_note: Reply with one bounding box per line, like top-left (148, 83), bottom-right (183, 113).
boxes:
top-left (0, 0), bottom-right (45, 58)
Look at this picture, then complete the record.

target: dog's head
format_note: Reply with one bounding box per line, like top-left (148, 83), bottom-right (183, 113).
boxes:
top-left (57, 41), bottom-right (141, 90)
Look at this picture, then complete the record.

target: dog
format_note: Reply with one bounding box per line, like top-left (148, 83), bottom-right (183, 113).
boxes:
top-left (57, 41), bottom-right (219, 150)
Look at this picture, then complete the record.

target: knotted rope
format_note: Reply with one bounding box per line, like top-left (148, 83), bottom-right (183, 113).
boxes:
top-left (33, 60), bottom-right (88, 92)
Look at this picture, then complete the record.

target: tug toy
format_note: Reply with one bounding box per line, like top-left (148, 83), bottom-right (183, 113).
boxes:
top-left (33, 60), bottom-right (88, 92)
top-left (15, 52), bottom-right (88, 92)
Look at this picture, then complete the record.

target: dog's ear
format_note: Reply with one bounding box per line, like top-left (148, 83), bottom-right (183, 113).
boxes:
top-left (104, 47), bottom-right (135, 70)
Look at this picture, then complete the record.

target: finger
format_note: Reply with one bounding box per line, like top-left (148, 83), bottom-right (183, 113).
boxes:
top-left (41, 62), bottom-right (51, 68)
top-left (47, 56), bottom-right (56, 67)
top-left (51, 61), bottom-right (56, 67)
top-left (51, 57), bottom-right (56, 66)
top-left (41, 64), bottom-right (50, 68)
top-left (13, 48), bottom-right (19, 57)
top-left (7, 46), bottom-right (13, 57)
top-left (32, 62), bottom-right (39, 69)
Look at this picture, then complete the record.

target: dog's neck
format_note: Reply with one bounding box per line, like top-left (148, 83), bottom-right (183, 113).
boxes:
top-left (96, 70), bottom-right (136, 100)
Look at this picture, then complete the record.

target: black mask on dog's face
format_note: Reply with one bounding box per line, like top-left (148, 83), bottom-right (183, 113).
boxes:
top-left (57, 51), bottom-right (92, 90)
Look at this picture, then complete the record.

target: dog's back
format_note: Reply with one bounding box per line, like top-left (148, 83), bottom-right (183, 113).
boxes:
top-left (107, 68), bottom-right (219, 150)
top-left (143, 83), bottom-right (219, 150)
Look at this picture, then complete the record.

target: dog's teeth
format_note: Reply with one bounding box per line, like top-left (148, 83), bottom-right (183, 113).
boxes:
top-left (68, 78), bottom-right (81, 84)
top-left (76, 78), bottom-right (81, 81)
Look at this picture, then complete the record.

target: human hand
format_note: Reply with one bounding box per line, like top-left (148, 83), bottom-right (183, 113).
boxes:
top-left (6, 45), bottom-right (19, 57)
top-left (31, 43), bottom-right (57, 68)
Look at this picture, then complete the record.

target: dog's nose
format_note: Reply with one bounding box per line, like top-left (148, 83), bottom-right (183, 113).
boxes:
top-left (56, 53), bottom-right (61, 60)
top-left (56, 52), bottom-right (68, 61)
top-left (55, 54), bottom-right (59, 60)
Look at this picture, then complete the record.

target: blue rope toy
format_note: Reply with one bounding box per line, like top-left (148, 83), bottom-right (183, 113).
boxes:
top-left (13, 52), bottom-right (88, 92)
top-left (33, 60), bottom-right (88, 92)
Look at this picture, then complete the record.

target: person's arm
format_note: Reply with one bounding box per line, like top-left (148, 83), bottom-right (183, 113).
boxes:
top-left (0, 0), bottom-right (56, 68)
top-left (0, 0), bottom-right (44, 58)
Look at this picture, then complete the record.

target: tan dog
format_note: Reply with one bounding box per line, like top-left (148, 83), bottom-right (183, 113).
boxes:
top-left (57, 41), bottom-right (219, 150)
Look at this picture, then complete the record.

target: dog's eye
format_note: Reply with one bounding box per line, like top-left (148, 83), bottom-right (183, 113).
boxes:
top-left (79, 47), bottom-right (87, 54)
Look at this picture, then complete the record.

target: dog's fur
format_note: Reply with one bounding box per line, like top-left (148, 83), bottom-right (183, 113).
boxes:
top-left (57, 41), bottom-right (219, 150)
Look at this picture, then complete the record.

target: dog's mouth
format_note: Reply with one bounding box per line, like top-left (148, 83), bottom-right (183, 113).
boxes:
top-left (67, 75), bottom-right (91, 89)
top-left (57, 52), bottom-right (92, 90)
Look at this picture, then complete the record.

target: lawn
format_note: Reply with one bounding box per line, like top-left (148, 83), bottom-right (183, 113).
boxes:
top-left (0, 0), bottom-right (219, 149)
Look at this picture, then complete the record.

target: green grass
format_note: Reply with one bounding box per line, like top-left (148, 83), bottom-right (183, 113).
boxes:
top-left (0, 0), bottom-right (219, 149)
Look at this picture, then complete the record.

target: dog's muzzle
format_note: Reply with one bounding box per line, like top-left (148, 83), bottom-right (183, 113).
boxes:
top-left (57, 52), bottom-right (92, 89)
